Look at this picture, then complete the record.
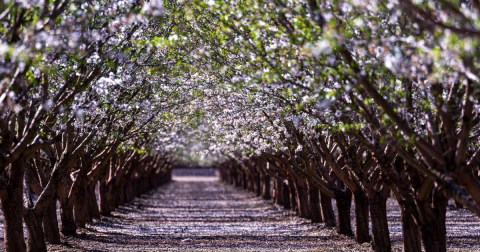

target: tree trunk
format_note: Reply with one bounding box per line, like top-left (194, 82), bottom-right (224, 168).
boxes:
top-left (274, 178), bottom-right (284, 206)
top-left (24, 209), bottom-right (47, 252)
top-left (320, 191), bottom-right (336, 227)
top-left (288, 177), bottom-right (297, 211)
top-left (0, 160), bottom-right (27, 252)
top-left (99, 179), bottom-right (112, 216)
top-left (262, 174), bottom-right (271, 200)
top-left (58, 182), bottom-right (76, 235)
top-left (73, 176), bottom-right (89, 228)
top-left (369, 192), bottom-right (391, 252)
top-left (87, 181), bottom-right (100, 220)
top-left (419, 194), bottom-right (447, 252)
top-left (255, 173), bottom-right (261, 196)
top-left (294, 177), bottom-right (311, 219)
top-left (242, 171), bottom-right (251, 190)
top-left (0, 184), bottom-right (27, 252)
top-left (400, 207), bottom-right (421, 252)
top-left (335, 190), bottom-right (353, 236)
top-left (353, 191), bottom-right (371, 243)
top-left (115, 180), bottom-right (125, 207)
top-left (43, 199), bottom-right (61, 244)
top-left (234, 170), bottom-right (241, 187)
top-left (307, 182), bottom-right (322, 223)
top-left (282, 181), bottom-right (291, 209)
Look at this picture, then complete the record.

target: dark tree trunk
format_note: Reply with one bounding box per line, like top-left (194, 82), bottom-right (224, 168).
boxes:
top-left (262, 174), bottom-right (271, 200)
top-left (400, 207), bottom-right (421, 252)
top-left (320, 191), bottom-right (336, 227)
top-left (43, 199), bottom-right (61, 244)
top-left (108, 179), bottom-right (118, 209)
top-left (234, 170), bottom-right (241, 187)
top-left (58, 182), bottom-right (76, 235)
top-left (294, 177), bottom-right (311, 219)
top-left (288, 177), bottom-right (297, 211)
top-left (60, 201), bottom-right (76, 235)
top-left (255, 173), bottom-right (261, 196)
top-left (419, 194), bottom-right (447, 252)
top-left (99, 179), bottom-right (112, 216)
top-left (87, 181), bottom-right (100, 220)
top-left (116, 180), bottom-right (125, 207)
top-left (353, 191), bottom-right (371, 244)
top-left (73, 177), bottom-right (89, 228)
top-left (274, 178), bottom-right (284, 206)
top-left (0, 161), bottom-right (27, 252)
top-left (369, 192), bottom-right (391, 252)
top-left (241, 171), bottom-right (247, 189)
top-left (282, 182), bottom-right (291, 209)
top-left (24, 209), bottom-right (47, 252)
top-left (335, 190), bottom-right (353, 236)
top-left (307, 182), bottom-right (322, 223)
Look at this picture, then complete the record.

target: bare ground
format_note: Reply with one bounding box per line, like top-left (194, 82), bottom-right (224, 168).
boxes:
top-left (1, 170), bottom-right (480, 251)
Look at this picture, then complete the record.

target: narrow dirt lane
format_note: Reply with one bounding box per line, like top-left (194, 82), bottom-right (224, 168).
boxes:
top-left (53, 173), bottom-right (371, 251)
top-left (49, 170), bottom-right (480, 251)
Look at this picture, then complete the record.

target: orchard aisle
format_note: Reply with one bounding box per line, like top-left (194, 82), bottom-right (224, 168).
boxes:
top-left (51, 170), bottom-right (371, 251)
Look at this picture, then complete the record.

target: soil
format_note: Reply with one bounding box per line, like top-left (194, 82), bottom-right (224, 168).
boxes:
top-left (1, 169), bottom-right (480, 251)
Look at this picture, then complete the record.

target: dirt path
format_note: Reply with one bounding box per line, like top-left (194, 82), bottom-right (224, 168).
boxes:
top-left (51, 174), bottom-right (373, 251)
top-left (0, 170), bottom-right (478, 251)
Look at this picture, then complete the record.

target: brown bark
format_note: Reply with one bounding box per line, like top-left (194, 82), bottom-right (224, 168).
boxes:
top-left (0, 183), bottom-right (27, 252)
top-left (0, 160), bottom-right (27, 252)
top-left (87, 181), bottom-right (100, 219)
top-left (369, 192), bottom-right (391, 252)
top-left (274, 178), bottom-right (285, 206)
top-left (261, 174), bottom-right (271, 200)
top-left (335, 190), bottom-right (353, 236)
top-left (73, 175), bottom-right (89, 228)
top-left (282, 181), bottom-right (291, 209)
top-left (418, 193), bottom-right (447, 252)
top-left (99, 179), bottom-right (112, 215)
top-left (288, 177), bottom-right (297, 211)
top-left (58, 182), bottom-right (76, 235)
top-left (400, 207), bottom-right (421, 252)
top-left (308, 181), bottom-right (322, 223)
top-left (254, 173), bottom-right (261, 196)
top-left (320, 191), bottom-right (336, 227)
top-left (294, 177), bottom-right (311, 219)
top-left (43, 198), bottom-right (61, 244)
top-left (353, 191), bottom-right (371, 244)
top-left (24, 208), bottom-right (47, 252)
